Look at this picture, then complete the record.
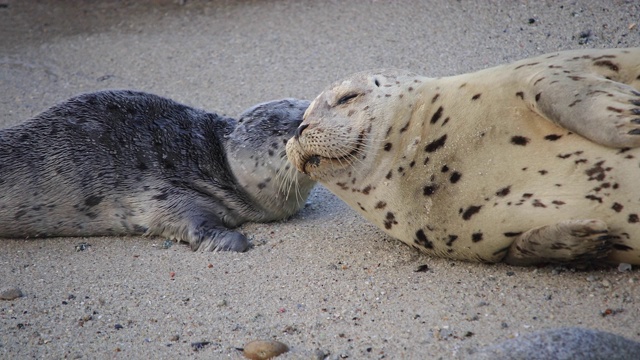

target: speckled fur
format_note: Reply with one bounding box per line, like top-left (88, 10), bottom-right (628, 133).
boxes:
top-left (0, 90), bottom-right (315, 251)
top-left (287, 48), bottom-right (640, 266)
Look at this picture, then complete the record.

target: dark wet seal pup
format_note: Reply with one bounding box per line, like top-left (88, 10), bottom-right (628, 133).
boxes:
top-left (0, 90), bottom-right (315, 251)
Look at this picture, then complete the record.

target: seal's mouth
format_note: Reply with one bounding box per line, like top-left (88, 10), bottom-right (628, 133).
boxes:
top-left (301, 133), bottom-right (365, 175)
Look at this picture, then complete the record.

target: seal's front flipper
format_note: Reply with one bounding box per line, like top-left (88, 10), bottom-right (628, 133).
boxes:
top-left (504, 219), bottom-right (612, 266)
top-left (187, 224), bottom-right (249, 252)
top-left (522, 49), bottom-right (640, 148)
top-left (148, 209), bottom-right (250, 252)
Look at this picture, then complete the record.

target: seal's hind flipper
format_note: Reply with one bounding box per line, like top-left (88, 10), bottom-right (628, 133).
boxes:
top-left (503, 219), bottom-right (612, 266)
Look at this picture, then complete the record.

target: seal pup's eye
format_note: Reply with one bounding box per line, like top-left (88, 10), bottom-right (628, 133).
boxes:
top-left (336, 93), bottom-right (359, 106)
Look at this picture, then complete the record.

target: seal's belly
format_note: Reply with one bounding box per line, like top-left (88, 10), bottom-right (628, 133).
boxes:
top-left (365, 114), bottom-right (640, 262)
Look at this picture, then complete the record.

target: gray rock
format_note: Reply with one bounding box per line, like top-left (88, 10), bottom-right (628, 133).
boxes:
top-left (0, 286), bottom-right (23, 300)
top-left (469, 327), bottom-right (640, 360)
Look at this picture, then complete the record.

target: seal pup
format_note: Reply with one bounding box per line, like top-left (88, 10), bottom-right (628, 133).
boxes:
top-left (287, 47), bottom-right (640, 265)
top-left (0, 90), bottom-right (315, 251)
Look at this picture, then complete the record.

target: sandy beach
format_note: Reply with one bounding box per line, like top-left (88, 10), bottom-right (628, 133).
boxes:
top-left (1, 1), bottom-right (639, 358)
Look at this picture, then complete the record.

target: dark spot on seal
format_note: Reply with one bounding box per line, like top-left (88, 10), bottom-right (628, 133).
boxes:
top-left (593, 60), bottom-right (619, 72)
top-left (612, 203), bottom-right (624, 212)
top-left (84, 195), bottom-right (104, 207)
top-left (496, 186), bottom-right (511, 197)
top-left (375, 201), bottom-right (387, 209)
top-left (462, 205), bottom-right (482, 220)
top-left (569, 99), bottom-right (582, 107)
top-left (446, 235), bottom-right (458, 246)
top-left (430, 106), bottom-right (444, 124)
top-left (415, 229), bottom-right (433, 249)
top-left (538, 170), bottom-right (548, 175)
top-left (133, 224), bottom-right (148, 233)
top-left (423, 185), bottom-right (437, 196)
top-left (14, 210), bottom-right (26, 220)
top-left (362, 185), bottom-right (372, 195)
top-left (516, 91), bottom-right (524, 99)
top-left (471, 94), bottom-right (481, 100)
top-left (629, 214), bottom-right (639, 224)
top-left (431, 94), bottom-right (440, 103)
top-left (613, 244), bottom-right (633, 251)
top-left (441, 165), bottom-right (449, 173)
top-left (532, 199), bottom-right (547, 207)
top-left (153, 193), bottom-right (168, 201)
top-left (472, 232), bottom-right (483, 242)
top-left (504, 232), bottom-right (523, 237)
top-left (400, 121), bottom-right (410, 133)
top-left (424, 134), bottom-right (447, 153)
top-left (585, 195), bottom-right (603, 203)
top-left (384, 212), bottom-right (398, 229)
top-left (449, 172), bottom-right (461, 184)
top-left (386, 171), bottom-right (393, 180)
top-left (585, 160), bottom-right (607, 181)
top-left (384, 143), bottom-right (392, 151)
top-left (544, 134), bottom-right (562, 141)
top-left (511, 136), bottom-right (530, 146)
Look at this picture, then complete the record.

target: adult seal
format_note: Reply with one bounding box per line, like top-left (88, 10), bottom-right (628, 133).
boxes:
top-left (287, 48), bottom-right (640, 266)
top-left (0, 90), bottom-right (315, 251)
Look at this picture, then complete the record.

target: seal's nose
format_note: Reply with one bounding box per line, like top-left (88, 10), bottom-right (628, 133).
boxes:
top-left (294, 124), bottom-right (309, 140)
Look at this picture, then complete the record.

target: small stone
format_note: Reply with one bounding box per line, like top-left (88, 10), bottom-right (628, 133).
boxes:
top-left (601, 279), bottom-right (611, 288)
top-left (170, 334), bottom-right (180, 342)
top-left (243, 340), bottom-right (289, 360)
top-left (161, 240), bottom-right (174, 249)
top-left (191, 341), bottom-right (211, 351)
top-left (0, 286), bottom-right (23, 300)
top-left (75, 242), bottom-right (91, 251)
top-left (618, 263), bottom-right (632, 272)
top-left (114, 324), bottom-right (123, 330)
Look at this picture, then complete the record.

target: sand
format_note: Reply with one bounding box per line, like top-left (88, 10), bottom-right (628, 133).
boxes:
top-left (1, 0), bottom-right (639, 358)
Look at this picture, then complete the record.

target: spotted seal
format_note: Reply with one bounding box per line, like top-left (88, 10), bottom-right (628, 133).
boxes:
top-left (287, 48), bottom-right (640, 266)
top-left (0, 90), bottom-right (315, 251)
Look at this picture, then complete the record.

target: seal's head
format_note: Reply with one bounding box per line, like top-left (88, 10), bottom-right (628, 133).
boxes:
top-left (226, 98), bottom-right (316, 220)
top-left (286, 69), bottom-right (426, 182)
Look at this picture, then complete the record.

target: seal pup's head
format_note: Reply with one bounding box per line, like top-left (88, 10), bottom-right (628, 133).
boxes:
top-left (226, 98), bottom-right (316, 221)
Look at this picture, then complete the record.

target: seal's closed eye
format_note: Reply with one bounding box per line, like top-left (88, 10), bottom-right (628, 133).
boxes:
top-left (336, 93), bottom-right (359, 106)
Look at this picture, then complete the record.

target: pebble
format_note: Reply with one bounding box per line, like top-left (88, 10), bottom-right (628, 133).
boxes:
top-left (243, 340), bottom-right (289, 360)
top-left (618, 263), bottom-right (632, 272)
top-left (161, 240), bottom-right (174, 249)
top-left (0, 286), bottom-right (23, 300)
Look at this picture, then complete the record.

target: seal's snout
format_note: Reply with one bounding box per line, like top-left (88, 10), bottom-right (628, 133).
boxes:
top-left (295, 123), bottom-right (309, 140)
